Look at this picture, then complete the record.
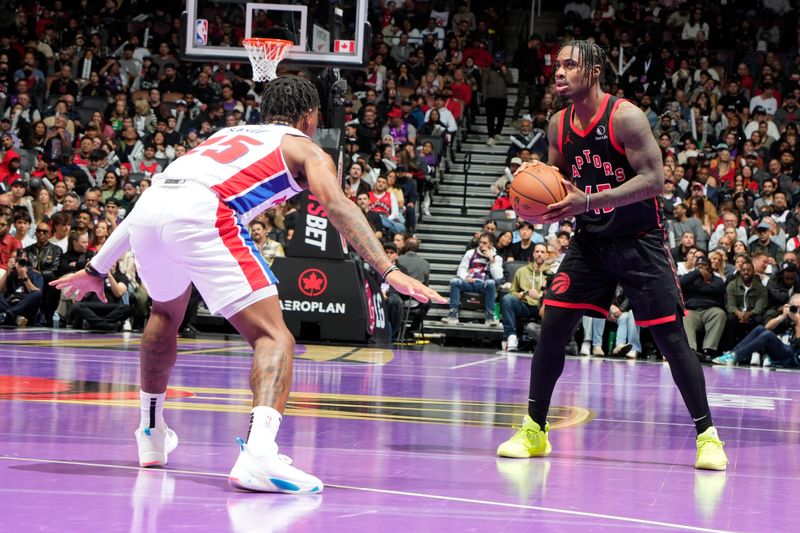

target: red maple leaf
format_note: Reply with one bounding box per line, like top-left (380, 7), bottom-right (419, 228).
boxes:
top-left (302, 273), bottom-right (324, 292)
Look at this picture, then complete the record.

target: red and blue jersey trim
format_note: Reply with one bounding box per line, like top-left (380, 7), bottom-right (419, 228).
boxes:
top-left (211, 148), bottom-right (300, 215)
top-left (215, 201), bottom-right (277, 290)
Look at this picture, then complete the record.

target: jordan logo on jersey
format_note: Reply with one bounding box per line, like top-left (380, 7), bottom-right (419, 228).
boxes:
top-left (564, 131), bottom-right (574, 145)
top-left (571, 149), bottom-right (627, 182)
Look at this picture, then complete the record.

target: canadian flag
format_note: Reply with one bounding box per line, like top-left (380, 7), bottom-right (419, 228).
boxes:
top-left (334, 40), bottom-right (356, 54)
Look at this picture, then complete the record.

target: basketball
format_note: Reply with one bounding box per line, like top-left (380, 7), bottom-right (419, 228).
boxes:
top-left (509, 164), bottom-right (568, 222)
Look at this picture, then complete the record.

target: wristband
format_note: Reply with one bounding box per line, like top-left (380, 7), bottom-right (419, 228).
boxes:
top-left (585, 193), bottom-right (591, 212)
top-left (382, 264), bottom-right (400, 280)
top-left (85, 263), bottom-right (106, 279)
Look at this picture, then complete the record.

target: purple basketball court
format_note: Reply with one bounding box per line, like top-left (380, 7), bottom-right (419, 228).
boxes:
top-left (1, 328), bottom-right (798, 531)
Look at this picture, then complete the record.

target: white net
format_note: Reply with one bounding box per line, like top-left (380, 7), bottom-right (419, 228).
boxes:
top-left (243, 38), bottom-right (293, 82)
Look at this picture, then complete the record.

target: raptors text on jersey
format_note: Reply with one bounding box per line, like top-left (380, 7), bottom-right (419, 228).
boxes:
top-left (558, 94), bottom-right (664, 237)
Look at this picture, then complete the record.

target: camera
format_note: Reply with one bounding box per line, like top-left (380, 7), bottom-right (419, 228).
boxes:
top-left (15, 250), bottom-right (27, 267)
top-left (790, 306), bottom-right (798, 314)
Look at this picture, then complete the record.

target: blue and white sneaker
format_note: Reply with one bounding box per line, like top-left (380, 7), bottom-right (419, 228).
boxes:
top-left (228, 438), bottom-right (323, 494)
top-left (712, 351), bottom-right (737, 366)
top-left (135, 426), bottom-right (179, 467)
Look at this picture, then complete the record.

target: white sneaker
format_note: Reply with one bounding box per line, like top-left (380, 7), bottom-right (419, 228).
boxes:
top-left (507, 334), bottom-right (518, 351)
top-left (580, 341), bottom-right (590, 356)
top-left (612, 343), bottom-right (632, 357)
top-left (135, 426), bottom-right (179, 467)
top-left (441, 315), bottom-right (459, 325)
top-left (228, 439), bottom-right (323, 494)
top-left (486, 137), bottom-right (496, 146)
top-left (591, 345), bottom-right (605, 357)
top-left (763, 356), bottom-right (773, 368)
top-left (494, 134), bottom-right (503, 141)
top-left (485, 319), bottom-right (500, 327)
top-left (750, 351), bottom-right (761, 366)
top-left (626, 350), bottom-right (638, 360)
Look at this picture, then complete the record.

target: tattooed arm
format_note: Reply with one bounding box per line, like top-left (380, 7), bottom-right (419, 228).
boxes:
top-left (590, 101), bottom-right (664, 210)
top-left (283, 135), bottom-right (446, 304)
top-left (288, 137), bottom-right (393, 274)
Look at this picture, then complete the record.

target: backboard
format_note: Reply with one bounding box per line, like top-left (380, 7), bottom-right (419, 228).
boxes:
top-left (181, 0), bottom-right (370, 69)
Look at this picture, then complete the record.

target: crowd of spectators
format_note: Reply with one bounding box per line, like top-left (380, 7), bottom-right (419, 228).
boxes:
top-left (0, 0), bottom-right (501, 338)
top-left (4, 0), bottom-right (800, 364)
top-left (458, 0), bottom-right (800, 367)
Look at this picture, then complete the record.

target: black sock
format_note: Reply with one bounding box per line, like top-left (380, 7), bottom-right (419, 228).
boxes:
top-left (527, 306), bottom-right (584, 430)
top-left (649, 320), bottom-right (714, 435)
top-left (527, 398), bottom-right (549, 430)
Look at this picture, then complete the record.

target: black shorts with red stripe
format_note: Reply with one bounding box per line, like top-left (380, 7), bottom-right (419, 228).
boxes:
top-left (544, 229), bottom-right (685, 327)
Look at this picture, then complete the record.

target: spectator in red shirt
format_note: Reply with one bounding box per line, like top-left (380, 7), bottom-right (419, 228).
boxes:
top-left (0, 213), bottom-right (22, 274)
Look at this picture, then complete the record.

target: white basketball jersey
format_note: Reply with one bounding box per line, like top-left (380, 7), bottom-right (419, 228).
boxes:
top-left (160, 124), bottom-right (307, 223)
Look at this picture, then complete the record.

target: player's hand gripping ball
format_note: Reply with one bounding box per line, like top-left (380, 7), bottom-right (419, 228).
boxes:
top-left (509, 161), bottom-right (568, 223)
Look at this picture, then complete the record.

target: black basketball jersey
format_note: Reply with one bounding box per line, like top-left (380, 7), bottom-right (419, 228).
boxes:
top-left (558, 94), bottom-right (664, 237)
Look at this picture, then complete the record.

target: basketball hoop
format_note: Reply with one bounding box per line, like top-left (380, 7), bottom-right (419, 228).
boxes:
top-left (242, 38), bottom-right (293, 82)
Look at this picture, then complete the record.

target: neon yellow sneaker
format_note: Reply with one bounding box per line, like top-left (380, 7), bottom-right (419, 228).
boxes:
top-left (695, 427), bottom-right (728, 471)
top-left (497, 415), bottom-right (552, 458)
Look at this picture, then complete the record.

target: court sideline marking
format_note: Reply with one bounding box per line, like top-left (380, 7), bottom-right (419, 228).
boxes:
top-left (0, 455), bottom-right (732, 532)
top-left (450, 355), bottom-right (508, 369)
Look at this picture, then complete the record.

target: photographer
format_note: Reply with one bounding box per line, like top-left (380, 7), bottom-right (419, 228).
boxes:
top-left (0, 248), bottom-right (43, 327)
top-left (714, 292), bottom-right (800, 368)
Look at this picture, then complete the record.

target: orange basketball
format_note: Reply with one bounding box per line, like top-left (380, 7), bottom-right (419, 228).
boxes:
top-left (509, 164), bottom-right (567, 222)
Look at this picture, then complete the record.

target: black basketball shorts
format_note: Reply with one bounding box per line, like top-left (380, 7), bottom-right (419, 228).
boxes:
top-left (543, 229), bottom-right (685, 326)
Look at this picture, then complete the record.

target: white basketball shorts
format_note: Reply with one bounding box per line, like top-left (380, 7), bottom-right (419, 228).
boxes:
top-left (126, 181), bottom-right (278, 318)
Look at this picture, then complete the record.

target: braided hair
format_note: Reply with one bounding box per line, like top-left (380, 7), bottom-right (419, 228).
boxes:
top-left (260, 75), bottom-right (321, 126)
top-left (558, 40), bottom-right (607, 89)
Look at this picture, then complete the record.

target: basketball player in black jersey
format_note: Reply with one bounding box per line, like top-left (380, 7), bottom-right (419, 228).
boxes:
top-left (497, 41), bottom-right (728, 470)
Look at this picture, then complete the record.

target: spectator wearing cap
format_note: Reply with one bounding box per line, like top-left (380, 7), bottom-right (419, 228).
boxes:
top-left (482, 52), bottom-right (513, 146)
top-left (680, 254), bottom-right (727, 361)
top-left (395, 98), bottom-right (418, 129)
top-left (750, 220), bottom-right (784, 264)
top-left (744, 106), bottom-right (780, 142)
top-left (764, 260), bottom-right (800, 322)
top-left (382, 107), bottom-right (416, 153)
top-left (750, 83), bottom-right (779, 116)
top-left (490, 157), bottom-right (522, 196)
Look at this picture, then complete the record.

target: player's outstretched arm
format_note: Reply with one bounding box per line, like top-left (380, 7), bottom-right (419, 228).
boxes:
top-left (540, 102), bottom-right (663, 222)
top-left (49, 215), bottom-right (134, 301)
top-left (285, 137), bottom-right (446, 305)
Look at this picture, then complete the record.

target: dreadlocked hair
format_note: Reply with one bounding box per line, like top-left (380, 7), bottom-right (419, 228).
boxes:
top-left (558, 40), bottom-right (607, 88)
top-left (260, 75), bottom-right (320, 126)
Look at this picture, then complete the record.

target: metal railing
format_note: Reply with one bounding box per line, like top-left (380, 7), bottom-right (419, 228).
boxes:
top-left (461, 150), bottom-right (472, 216)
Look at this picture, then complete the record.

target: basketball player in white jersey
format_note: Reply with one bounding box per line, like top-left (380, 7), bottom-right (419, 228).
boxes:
top-left (52, 76), bottom-right (445, 494)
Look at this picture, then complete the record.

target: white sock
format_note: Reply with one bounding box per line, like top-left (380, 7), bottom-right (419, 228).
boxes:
top-left (247, 406), bottom-right (282, 455)
top-left (139, 390), bottom-right (166, 430)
